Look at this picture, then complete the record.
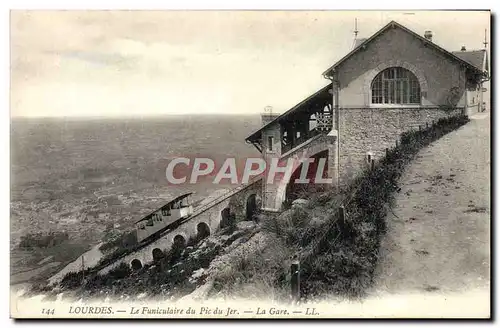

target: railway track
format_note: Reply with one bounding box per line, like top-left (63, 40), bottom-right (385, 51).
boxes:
top-left (90, 177), bottom-right (263, 274)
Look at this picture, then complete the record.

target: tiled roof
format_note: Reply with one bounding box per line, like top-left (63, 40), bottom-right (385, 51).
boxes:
top-left (452, 50), bottom-right (487, 71)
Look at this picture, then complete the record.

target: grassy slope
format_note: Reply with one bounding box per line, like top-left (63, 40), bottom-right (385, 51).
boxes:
top-left (213, 114), bottom-right (472, 301)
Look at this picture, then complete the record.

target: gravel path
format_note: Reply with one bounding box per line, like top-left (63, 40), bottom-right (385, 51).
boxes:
top-left (374, 113), bottom-right (490, 295)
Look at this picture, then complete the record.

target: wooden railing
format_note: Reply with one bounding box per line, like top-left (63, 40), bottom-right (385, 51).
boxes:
top-left (281, 117), bottom-right (333, 154)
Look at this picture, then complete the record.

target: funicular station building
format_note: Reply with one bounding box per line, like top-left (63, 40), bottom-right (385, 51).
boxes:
top-left (245, 20), bottom-right (489, 212)
top-left (74, 20), bottom-right (488, 276)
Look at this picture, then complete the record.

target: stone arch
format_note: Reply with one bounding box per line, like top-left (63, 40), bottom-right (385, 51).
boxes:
top-left (246, 193), bottom-right (257, 221)
top-left (285, 150), bottom-right (329, 204)
top-left (196, 222), bottom-right (211, 239)
top-left (152, 248), bottom-right (165, 262)
top-left (172, 234), bottom-right (186, 248)
top-left (363, 60), bottom-right (429, 105)
top-left (274, 136), bottom-right (331, 209)
top-left (131, 259), bottom-right (142, 271)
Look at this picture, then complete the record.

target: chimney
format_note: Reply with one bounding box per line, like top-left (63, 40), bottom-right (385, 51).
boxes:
top-left (461, 45), bottom-right (467, 51)
top-left (424, 30), bottom-right (433, 42)
top-left (260, 112), bottom-right (280, 126)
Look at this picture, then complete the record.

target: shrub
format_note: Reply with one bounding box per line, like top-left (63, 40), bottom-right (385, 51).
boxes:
top-left (261, 206), bottom-right (314, 247)
top-left (296, 114), bottom-right (469, 299)
top-left (108, 262), bottom-right (132, 280)
top-left (186, 235), bottom-right (202, 248)
top-left (60, 270), bottom-right (87, 289)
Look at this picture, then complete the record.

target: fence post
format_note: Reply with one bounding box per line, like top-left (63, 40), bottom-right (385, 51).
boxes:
top-left (371, 158), bottom-right (375, 170)
top-left (81, 255), bottom-right (85, 285)
top-left (396, 139), bottom-right (399, 148)
top-left (291, 257), bottom-right (300, 303)
top-left (339, 205), bottom-right (346, 230)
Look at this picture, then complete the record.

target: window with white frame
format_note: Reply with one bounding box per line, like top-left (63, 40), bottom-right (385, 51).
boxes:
top-left (267, 136), bottom-right (274, 152)
top-left (371, 67), bottom-right (421, 105)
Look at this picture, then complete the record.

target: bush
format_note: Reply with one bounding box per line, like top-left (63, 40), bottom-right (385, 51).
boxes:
top-left (108, 262), bottom-right (132, 280)
top-left (219, 212), bottom-right (238, 233)
top-left (296, 114), bottom-right (469, 299)
top-left (60, 270), bottom-right (87, 289)
top-left (261, 206), bottom-right (316, 248)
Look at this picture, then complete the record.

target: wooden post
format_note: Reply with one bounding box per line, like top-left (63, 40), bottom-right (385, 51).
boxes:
top-left (291, 257), bottom-right (300, 303)
top-left (419, 125), bottom-right (421, 131)
top-left (426, 122), bottom-right (429, 128)
top-left (339, 205), bottom-right (346, 230)
top-left (385, 148), bottom-right (389, 157)
top-left (396, 139), bottom-right (399, 148)
top-left (371, 158), bottom-right (375, 170)
top-left (81, 255), bottom-right (85, 284)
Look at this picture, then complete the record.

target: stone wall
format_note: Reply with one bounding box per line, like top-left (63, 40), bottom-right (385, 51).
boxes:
top-left (260, 121), bottom-right (282, 210)
top-left (338, 107), bottom-right (462, 185)
top-left (98, 180), bottom-right (262, 275)
top-left (228, 179), bottom-right (262, 220)
top-left (263, 133), bottom-right (336, 210)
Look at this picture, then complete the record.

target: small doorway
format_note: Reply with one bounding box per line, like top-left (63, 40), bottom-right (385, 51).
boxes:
top-left (131, 259), bottom-right (143, 271)
top-left (246, 194), bottom-right (257, 221)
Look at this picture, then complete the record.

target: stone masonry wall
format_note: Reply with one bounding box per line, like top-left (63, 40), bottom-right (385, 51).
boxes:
top-left (338, 107), bottom-right (462, 185)
top-left (261, 121), bottom-right (282, 210)
top-left (98, 180), bottom-right (262, 275)
top-left (228, 179), bottom-right (262, 220)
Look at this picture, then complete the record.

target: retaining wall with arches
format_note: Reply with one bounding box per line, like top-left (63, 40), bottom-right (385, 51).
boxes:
top-left (97, 179), bottom-right (262, 275)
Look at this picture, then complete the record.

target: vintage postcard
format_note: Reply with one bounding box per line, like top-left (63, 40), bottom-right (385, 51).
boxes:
top-left (10, 10), bottom-right (491, 319)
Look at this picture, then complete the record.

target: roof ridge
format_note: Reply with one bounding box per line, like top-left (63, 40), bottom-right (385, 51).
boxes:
top-left (245, 83), bottom-right (332, 142)
top-left (452, 49), bottom-right (486, 53)
top-left (322, 20), bottom-right (484, 77)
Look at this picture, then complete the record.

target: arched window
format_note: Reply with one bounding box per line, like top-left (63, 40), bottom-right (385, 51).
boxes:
top-left (371, 67), bottom-right (421, 105)
top-left (309, 114), bottom-right (317, 131)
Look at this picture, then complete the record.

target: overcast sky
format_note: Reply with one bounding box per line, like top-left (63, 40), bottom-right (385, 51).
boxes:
top-left (10, 10), bottom-right (490, 117)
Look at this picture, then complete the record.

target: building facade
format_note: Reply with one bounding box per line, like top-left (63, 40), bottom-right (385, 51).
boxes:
top-left (246, 20), bottom-right (489, 212)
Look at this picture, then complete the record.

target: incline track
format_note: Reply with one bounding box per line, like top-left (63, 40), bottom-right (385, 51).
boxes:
top-left (92, 177), bottom-right (263, 273)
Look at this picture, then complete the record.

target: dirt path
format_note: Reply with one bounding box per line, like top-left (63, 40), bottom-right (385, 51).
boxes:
top-left (373, 113), bottom-right (490, 295)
